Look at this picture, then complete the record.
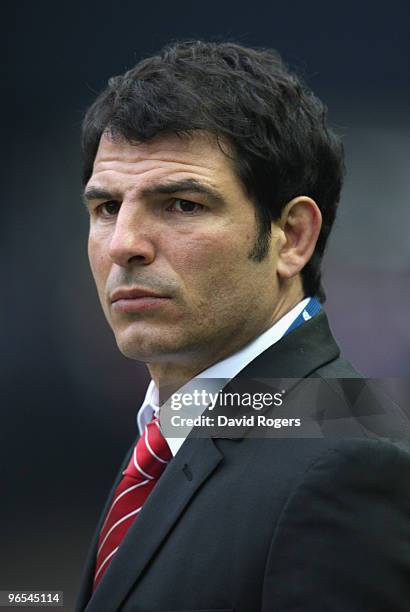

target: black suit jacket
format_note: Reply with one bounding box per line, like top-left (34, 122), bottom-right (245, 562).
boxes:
top-left (76, 312), bottom-right (410, 611)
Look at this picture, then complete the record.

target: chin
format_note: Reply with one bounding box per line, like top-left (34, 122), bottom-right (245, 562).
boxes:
top-left (114, 330), bottom-right (180, 363)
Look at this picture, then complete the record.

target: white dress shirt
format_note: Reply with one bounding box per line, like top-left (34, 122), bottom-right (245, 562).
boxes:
top-left (137, 297), bottom-right (311, 456)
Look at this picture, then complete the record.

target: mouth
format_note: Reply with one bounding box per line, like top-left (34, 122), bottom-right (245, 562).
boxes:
top-left (110, 287), bottom-right (171, 313)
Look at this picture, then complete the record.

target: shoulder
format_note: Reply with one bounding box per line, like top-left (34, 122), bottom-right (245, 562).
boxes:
top-left (302, 356), bottom-right (410, 443)
top-left (293, 437), bottom-right (410, 491)
top-left (276, 439), bottom-right (410, 531)
top-left (275, 437), bottom-right (410, 550)
top-left (315, 355), bottom-right (363, 377)
top-left (261, 438), bottom-right (410, 610)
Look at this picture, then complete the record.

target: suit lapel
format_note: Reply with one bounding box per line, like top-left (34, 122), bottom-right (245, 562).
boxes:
top-left (236, 311), bottom-right (340, 380)
top-left (84, 436), bottom-right (222, 611)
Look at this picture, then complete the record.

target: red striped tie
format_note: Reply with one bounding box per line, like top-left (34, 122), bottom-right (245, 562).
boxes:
top-left (93, 417), bottom-right (172, 591)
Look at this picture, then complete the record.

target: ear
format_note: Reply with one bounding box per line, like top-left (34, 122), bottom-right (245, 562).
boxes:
top-left (276, 196), bottom-right (322, 280)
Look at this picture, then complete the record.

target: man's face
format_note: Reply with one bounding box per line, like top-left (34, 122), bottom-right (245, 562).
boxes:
top-left (85, 131), bottom-right (283, 367)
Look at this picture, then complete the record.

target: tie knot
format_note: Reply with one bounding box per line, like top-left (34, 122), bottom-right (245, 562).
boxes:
top-left (123, 417), bottom-right (172, 481)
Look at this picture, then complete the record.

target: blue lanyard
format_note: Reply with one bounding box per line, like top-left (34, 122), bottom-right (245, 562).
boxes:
top-left (283, 296), bottom-right (321, 337)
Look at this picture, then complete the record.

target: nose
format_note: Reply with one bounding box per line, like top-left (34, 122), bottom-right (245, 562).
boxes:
top-left (108, 202), bottom-right (156, 267)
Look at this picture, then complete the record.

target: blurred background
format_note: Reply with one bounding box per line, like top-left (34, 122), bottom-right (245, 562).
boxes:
top-left (2, 0), bottom-right (409, 608)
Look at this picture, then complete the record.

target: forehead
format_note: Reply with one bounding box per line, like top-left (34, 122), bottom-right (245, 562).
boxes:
top-left (88, 131), bottom-right (242, 196)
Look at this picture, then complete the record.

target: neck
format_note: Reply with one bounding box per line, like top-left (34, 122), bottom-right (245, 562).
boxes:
top-left (148, 282), bottom-right (305, 402)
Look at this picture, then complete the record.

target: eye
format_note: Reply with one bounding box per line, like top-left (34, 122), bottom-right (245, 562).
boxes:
top-left (95, 201), bottom-right (120, 217)
top-left (167, 199), bottom-right (204, 214)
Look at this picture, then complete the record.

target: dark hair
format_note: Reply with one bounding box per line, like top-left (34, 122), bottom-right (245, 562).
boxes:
top-left (82, 40), bottom-right (345, 302)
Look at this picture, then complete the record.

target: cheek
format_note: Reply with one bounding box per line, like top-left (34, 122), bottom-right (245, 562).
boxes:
top-left (172, 230), bottom-right (235, 268)
top-left (169, 230), bottom-right (253, 291)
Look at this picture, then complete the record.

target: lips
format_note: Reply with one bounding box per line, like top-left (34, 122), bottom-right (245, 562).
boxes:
top-left (110, 287), bottom-right (171, 313)
top-left (110, 287), bottom-right (167, 303)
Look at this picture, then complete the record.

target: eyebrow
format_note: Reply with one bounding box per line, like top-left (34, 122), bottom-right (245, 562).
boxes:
top-left (82, 187), bottom-right (117, 205)
top-left (82, 178), bottom-right (226, 208)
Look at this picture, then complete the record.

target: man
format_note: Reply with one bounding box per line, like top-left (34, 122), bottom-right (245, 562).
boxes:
top-left (76, 41), bottom-right (410, 611)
